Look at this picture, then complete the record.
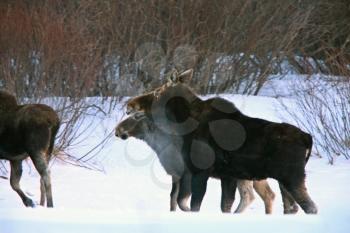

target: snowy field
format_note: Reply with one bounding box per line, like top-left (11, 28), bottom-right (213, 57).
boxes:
top-left (1, 94), bottom-right (350, 233)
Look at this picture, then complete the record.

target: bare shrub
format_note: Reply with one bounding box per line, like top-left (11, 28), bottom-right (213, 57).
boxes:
top-left (1, 0), bottom-right (349, 169)
top-left (0, 1), bottom-right (115, 171)
top-left (276, 0), bottom-right (350, 163)
top-left (2, 0), bottom-right (348, 97)
top-left (280, 75), bottom-right (350, 164)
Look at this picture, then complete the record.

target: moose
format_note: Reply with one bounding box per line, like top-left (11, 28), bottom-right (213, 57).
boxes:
top-left (124, 69), bottom-right (317, 214)
top-left (0, 91), bottom-right (60, 207)
top-left (116, 112), bottom-right (276, 213)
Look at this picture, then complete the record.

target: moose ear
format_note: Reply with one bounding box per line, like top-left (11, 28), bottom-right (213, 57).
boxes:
top-left (167, 68), bottom-right (179, 84)
top-left (177, 69), bottom-right (193, 83)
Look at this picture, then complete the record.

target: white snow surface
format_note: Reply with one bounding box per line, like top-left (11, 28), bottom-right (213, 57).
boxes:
top-left (0, 94), bottom-right (350, 233)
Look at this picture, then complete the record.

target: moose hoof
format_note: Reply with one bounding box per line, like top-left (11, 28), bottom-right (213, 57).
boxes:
top-left (179, 205), bottom-right (190, 212)
top-left (24, 198), bottom-right (36, 208)
top-left (305, 205), bottom-right (318, 214)
top-left (221, 207), bottom-right (232, 213)
top-left (284, 204), bottom-right (299, 214)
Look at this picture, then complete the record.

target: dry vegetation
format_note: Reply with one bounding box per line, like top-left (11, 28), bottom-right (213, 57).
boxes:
top-left (0, 0), bottom-right (349, 167)
top-left (1, 0), bottom-right (349, 96)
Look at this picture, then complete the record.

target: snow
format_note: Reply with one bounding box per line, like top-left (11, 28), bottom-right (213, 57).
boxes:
top-left (1, 94), bottom-right (350, 233)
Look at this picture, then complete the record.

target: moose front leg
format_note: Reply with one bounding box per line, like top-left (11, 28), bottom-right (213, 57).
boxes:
top-left (170, 177), bottom-right (180, 211)
top-left (220, 177), bottom-right (237, 213)
top-left (190, 172), bottom-right (209, 212)
top-left (177, 172), bottom-right (192, 211)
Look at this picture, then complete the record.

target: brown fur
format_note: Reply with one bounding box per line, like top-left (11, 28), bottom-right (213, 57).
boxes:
top-left (124, 86), bottom-right (276, 214)
top-left (125, 69), bottom-right (317, 214)
top-left (0, 91), bottom-right (60, 207)
top-left (117, 111), bottom-right (276, 214)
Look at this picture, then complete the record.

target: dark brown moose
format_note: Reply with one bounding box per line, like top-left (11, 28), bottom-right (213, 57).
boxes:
top-left (0, 91), bottom-right (60, 207)
top-left (116, 112), bottom-right (276, 213)
top-left (124, 69), bottom-right (317, 214)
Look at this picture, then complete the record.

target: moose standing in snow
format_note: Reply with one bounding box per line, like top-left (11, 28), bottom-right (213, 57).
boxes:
top-left (116, 112), bottom-right (276, 213)
top-left (123, 69), bottom-right (317, 214)
top-left (0, 91), bottom-right (60, 207)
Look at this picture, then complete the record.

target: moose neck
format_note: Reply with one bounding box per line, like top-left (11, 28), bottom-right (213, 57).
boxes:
top-left (142, 127), bottom-right (182, 156)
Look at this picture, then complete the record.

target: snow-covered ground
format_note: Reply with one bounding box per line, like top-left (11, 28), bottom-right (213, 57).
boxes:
top-left (0, 94), bottom-right (349, 233)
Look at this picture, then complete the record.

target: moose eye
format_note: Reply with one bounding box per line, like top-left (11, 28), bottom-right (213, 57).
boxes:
top-left (126, 106), bottom-right (134, 115)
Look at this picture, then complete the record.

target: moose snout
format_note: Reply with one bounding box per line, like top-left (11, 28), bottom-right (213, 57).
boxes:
top-left (115, 127), bottom-right (129, 140)
top-left (120, 132), bottom-right (129, 140)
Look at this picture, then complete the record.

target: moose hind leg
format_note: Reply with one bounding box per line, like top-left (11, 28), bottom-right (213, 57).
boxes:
top-left (220, 177), bottom-right (237, 213)
top-left (30, 153), bottom-right (53, 208)
top-left (253, 179), bottom-right (275, 214)
top-left (278, 182), bottom-right (299, 214)
top-left (40, 178), bottom-right (46, 206)
top-left (282, 180), bottom-right (317, 214)
top-left (10, 160), bottom-right (35, 207)
top-left (234, 180), bottom-right (255, 213)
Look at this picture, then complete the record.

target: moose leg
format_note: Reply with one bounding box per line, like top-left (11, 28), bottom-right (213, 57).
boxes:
top-left (30, 153), bottom-right (53, 208)
top-left (10, 160), bottom-right (35, 207)
top-left (190, 172), bottom-right (209, 212)
top-left (220, 177), bottom-right (237, 213)
top-left (170, 177), bottom-right (180, 211)
top-left (41, 145), bottom-right (55, 207)
top-left (177, 172), bottom-right (192, 211)
top-left (234, 180), bottom-right (255, 213)
top-left (278, 182), bottom-right (299, 214)
top-left (40, 179), bottom-right (46, 206)
top-left (281, 180), bottom-right (317, 214)
top-left (253, 179), bottom-right (276, 214)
